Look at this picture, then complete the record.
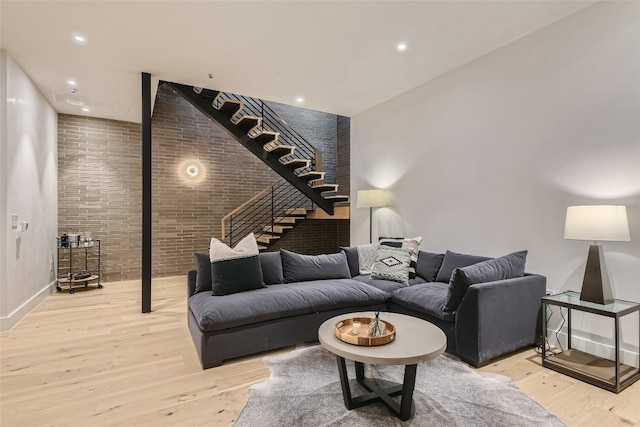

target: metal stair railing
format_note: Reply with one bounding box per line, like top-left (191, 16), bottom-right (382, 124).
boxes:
top-left (212, 91), bottom-right (322, 175)
top-left (221, 179), bottom-right (313, 247)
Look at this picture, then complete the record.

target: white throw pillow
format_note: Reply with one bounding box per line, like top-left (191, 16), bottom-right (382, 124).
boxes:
top-left (356, 244), bottom-right (377, 275)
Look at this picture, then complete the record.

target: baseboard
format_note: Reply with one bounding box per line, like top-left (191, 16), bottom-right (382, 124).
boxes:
top-left (0, 281), bottom-right (55, 332)
top-left (546, 329), bottom-right (639, 368)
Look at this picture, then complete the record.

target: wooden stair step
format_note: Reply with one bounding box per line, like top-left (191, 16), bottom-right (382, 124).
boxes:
top-left (193, 87), bottom-right (220, 100)
top-left (284, 208), bottom-right (308, 216)
top-left (297, 171), bottom-right (325, 182)
top-left (324, 195), bottom-right (350, 203)
top-left (311, 183), bottom-right (339, 193)
top-left (274, 216), bottom-right (303, 224)
top-left (235, 116), bottom-right (262, 133)
top-left (258, 244), bottom-right (268, 251)
top-left (282, 159), bottom-right (310, 171)
top-left (263, 225), bottom-right (293, 234)
top-left (266, 145), bottom-right (295, 158)
top-left (252, 131), bottom-right (279, 146)
top-left (217, 99), bottom-right (243, 119)
top-left (256, 234), bottom-right (280, 244)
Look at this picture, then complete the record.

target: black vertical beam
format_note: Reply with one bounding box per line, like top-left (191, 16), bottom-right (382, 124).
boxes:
top-left (142, 72), bottom-right (152, 313)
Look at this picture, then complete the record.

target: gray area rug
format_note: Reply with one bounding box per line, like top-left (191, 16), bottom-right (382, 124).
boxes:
top-left (234, 345), bottom-right (565, 427)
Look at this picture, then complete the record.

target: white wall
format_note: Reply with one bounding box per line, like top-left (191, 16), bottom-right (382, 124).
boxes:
top-left (352, 2), bottom-right (640, 362)
top-left (0, 50), bottom-right (58, 331)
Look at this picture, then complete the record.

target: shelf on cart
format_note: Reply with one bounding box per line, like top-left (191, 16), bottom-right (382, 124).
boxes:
top-left (57, 275), bottom-right (100, 284)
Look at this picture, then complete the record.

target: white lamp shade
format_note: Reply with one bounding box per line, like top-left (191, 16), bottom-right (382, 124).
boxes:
top-left (356, 189), bottom-right (389, 208)
top-left (564, 205), bottom-right (630, 242)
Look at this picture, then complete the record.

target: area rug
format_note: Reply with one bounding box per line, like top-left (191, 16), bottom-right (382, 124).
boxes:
top-left (233, 345), bottom-right (565, 427)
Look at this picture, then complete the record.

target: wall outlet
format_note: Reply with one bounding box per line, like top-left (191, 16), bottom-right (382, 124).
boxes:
top-left (12, 214), bottom-right (19, 228)
top-left (50, 259), bottom-right (54, 271)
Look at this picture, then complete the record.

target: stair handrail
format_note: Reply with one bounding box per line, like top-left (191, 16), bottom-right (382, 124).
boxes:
top-left (212, 92), bottom-right (322, 173)
top-left (221, 178), bottom-right (285, 240)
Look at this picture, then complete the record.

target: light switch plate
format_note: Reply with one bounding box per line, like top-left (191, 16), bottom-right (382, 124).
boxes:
top-left (11, 214), bottom-right (19, 228)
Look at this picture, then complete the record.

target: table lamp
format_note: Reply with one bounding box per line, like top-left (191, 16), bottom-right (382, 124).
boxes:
top-left (564, 205), bottom-right (630, 304)
top-left (356, 189), bottom-right (389, 243)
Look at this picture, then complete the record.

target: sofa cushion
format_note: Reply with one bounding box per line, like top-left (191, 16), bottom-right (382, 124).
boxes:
top-left (392, 282), bottom-right (453, 322)
top-left (435, 250), bottom-right (492, 283)
top-left (356, 244), bottom-right (377, 274)
top-left (379, 236), bottom-right (422, 279)
top-left (352, 274), bottom-right (426, 293)
top-left (370, 246), bottom-right (411, 285)
top-left (416, 251), bottom-right (445, 282)
top-left (194, 252), bottom-right (212, 294)
top-left (281, 250), bottom-right (351, 282)
top-left (444, 250), bottom-right (528, 313)
top-left (209, 233), bottom-right (265, 296)
top-left (188, 279), bottom-right (391, 332)
top-left (260, 251), bottom-right (284, 285)
top-left (340, 246), bottom-right (359, 278)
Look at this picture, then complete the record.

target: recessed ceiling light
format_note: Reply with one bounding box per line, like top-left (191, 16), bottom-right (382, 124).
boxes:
top-left (71, 32), bottom-right (89, 46)
top-left (295, 96), bottom-right (304, 104)
top-left (66, 79), bottom-right (76, 85)
top-left (82, 107), bottom-right (90, 112)
top-left (397, 42), bottom-right (407, 52)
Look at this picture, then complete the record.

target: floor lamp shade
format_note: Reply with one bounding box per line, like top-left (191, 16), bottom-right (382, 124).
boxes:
top-left (564, 205), bottom-right (630, 305)
top-left (357, 189), bottom-right (389, 243)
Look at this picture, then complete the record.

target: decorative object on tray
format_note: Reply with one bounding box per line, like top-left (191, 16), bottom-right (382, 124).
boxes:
top-left (368, 311), bottom-right (387, 336)
top-left (335, 315), bottom-right (395, 346)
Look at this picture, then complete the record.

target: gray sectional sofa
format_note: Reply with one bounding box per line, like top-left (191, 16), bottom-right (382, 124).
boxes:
top-left (187, 248), bottom-right (546, 369)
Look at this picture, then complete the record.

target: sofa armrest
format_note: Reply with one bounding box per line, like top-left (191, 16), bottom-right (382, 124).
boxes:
top-left (454, 273), bottom-right (546, 367)
top-left (187, 269), bottom-right (197, 297)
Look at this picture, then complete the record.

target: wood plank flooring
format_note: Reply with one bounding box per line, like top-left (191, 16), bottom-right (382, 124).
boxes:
top-left (1, 276), bottom-right (638, 426)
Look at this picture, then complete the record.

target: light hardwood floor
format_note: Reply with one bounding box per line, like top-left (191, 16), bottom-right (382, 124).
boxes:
top-left (1, 277), bottom-right (638, 426)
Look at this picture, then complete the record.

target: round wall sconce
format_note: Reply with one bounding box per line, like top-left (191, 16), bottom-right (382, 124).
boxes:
top-left (178, 159), bottom-right (206, 184)
top-left (186, 164), bottom-right (199, 177)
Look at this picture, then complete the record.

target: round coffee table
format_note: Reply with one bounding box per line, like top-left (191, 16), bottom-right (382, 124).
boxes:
top-left (318, 311), bottom-right (446, 421)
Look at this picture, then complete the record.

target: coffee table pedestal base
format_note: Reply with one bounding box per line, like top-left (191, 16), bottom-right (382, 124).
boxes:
top-left (336, 356), bottom-right (417, 421)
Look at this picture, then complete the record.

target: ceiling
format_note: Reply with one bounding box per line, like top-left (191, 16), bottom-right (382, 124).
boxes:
top-left (1, 1), bottom-right (596, 123)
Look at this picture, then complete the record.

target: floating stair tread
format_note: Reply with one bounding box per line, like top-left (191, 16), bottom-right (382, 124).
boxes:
top-left (257, 234), bottom-right (280, 244)
top-left (252, 132), bottom-right (279, 146)
top-left (297, 171), bottom-right (325, 182)
top-left (218, 99), bottom-right (243, 119)
top-left (258, 244), bottom-right (268, 251)
top-left (263, 225), bottom-right (294, 233)
top-left (235, 116), bottom-right (262, 133)
top-left (266, 145), bottom-right (296, 157)
top-left (282, 159), bottom-right (310, 170)
top-left (274, 216), bottom-right (302, 224)
top-left (193, 88), bottom-right (220, 100)
top-left (325, 195), bottom-right (350, 203)
top-left (284, 208), bottom-right (308, 216)
top-left (311, 183), bottom-right (339, 192)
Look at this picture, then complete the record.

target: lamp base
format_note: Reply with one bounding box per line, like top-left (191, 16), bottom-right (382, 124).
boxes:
top-left (579, 243), bottom-right (614, 305)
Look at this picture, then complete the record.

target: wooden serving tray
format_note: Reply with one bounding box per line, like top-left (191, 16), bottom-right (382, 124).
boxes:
top-left (335, 317), bottom-right (396, 346)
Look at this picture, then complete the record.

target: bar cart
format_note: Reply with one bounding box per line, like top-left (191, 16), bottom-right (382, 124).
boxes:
top-left (56, 236), bottom-right (102, 294)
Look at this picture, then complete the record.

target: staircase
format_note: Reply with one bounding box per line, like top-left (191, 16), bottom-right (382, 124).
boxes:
top-left (163, 81), bottom-right (349, 249)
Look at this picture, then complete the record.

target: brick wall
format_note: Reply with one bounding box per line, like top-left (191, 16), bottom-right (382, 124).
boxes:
top-left (58, 85), bottom-right (351, 281)
top-left (58, 115), bottom-right (142, 281)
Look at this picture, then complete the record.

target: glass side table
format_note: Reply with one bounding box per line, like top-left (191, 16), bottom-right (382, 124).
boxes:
top-left (542, 291), bottom-right (640, 393)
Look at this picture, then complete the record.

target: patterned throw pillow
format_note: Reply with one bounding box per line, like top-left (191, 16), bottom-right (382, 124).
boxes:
top-left (379, 236), bottom-right (422, 279)
top-left (356, 244), bottom-right (377, 275)
top-left (370, 246), bottom-right (412, 286)
top-left (209, 233), bottom-right (265, 296)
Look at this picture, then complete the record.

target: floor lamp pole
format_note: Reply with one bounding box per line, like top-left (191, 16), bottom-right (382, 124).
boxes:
top-left (369, 207), bottom-right (373, 244)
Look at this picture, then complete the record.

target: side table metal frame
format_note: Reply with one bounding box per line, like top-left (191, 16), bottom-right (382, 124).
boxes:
top-left (542, 291), bottom-right (640, 393)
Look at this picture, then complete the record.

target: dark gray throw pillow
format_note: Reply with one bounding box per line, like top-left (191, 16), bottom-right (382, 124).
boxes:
top-left (416, 251), bottom-right (445, 282)
top-left (260, 251), bottom-right (284, 285)
top-left (340, 246), bottom-right (359, 278)
top-left (281, 249), bottom-right (351, 282)
top-left (443, 250), bottom-right (528, 313)
top-left (435, 250), bottom-right (492, 283)
top-left (210, 233), bottom-right (265, 296)
top-left (194, 252), bottom-right (212, 294)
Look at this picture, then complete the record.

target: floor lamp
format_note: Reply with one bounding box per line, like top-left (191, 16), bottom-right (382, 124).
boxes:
top-left (356, 189), bottom-right (389, 243)
top-left (564, 205), bottom-right (630, 305)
